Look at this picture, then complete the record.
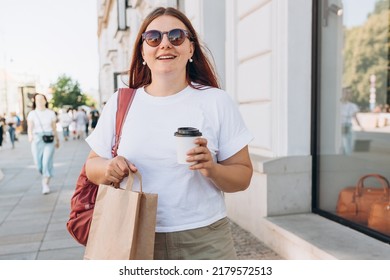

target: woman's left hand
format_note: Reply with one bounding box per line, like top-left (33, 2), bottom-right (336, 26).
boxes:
top-left (187, 138), bottom-right (216, 177)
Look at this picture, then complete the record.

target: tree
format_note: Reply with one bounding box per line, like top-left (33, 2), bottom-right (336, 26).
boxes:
top-left (343, 0), bottom-right (389, 110)
top-left (84, 94), bottom-right (98, 107)
top-left (50, 75), bottom-right (87, 109)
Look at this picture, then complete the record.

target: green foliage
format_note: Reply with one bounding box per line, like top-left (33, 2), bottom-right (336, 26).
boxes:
top-left (343, 1), bottom-right (389, 110)
top-left (84, 94), bottom-right (98, 107)
top-left (50, 75), bottom-right (87, 109)
top-left (373, 0), bottom-right (389, 14)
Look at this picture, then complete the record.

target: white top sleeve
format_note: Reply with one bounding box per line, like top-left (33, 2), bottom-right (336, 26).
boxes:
top-left (215, 93), bottom-right (253, 161)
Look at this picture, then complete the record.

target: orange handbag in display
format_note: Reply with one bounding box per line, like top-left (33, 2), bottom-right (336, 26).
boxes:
top-left (336, 174), bottom-right (390, 225)
top-left (368, 191), bottom-right (390, 235)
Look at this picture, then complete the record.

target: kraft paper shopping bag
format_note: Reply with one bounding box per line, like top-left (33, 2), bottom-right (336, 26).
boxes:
top-left (84, 171), bottom-right (157, 260)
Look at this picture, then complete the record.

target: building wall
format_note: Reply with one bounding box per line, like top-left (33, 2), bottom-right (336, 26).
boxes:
top-left (183, 0), bottom-right (226, 88)
top-left (98, 0), bottom-right (117, 103)
top-left (0, 69), bottom-right (38, 117)
top-left (221, 0), bottom-right (312, 243)
top-left (97, 0), bottom-right (178, 103)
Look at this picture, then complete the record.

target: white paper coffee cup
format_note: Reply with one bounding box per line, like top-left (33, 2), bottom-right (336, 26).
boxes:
top-left (174, 127), bottom-right (202, 164)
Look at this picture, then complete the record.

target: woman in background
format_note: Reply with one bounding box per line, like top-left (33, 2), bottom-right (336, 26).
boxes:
top-left (59, 108), bottom-right (73, 141)
top-left (6, 112), bottom-right (18, 149)
top-left (27, 93), bottom-right (59, 194)
top-left (0, 115), bottom-right (5, 150)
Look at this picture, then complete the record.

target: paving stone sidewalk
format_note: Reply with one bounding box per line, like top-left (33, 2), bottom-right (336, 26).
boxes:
top-left (0, 134), bottom-right (282, 260)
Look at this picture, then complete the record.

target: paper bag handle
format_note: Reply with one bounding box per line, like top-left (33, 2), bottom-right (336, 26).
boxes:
top-left (124, 171), bottom-right (143, 193)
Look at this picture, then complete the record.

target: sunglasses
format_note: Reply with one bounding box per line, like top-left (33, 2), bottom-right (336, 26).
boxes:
top-left (142, 28), bottom-right (191, 47)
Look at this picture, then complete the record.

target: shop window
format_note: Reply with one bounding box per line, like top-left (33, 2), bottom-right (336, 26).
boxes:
top-left (313, 0), bottom-right (390, 243)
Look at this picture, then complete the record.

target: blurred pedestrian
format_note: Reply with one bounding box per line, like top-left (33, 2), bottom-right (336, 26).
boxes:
top-left (84, 109), bottom-right (90, 137)
top-left (340, 86), bottom-right (362, 155)
top-left (69, 109), bottom-right (77, 140)
top-left (59, 109), bottom-right (72, 141)
top-left (27, 93), bottom-right (60, 195)
top-left (0, 115), bottom-right (5, 150)
top-left (74, 107), bottom-right (88, 140)
top-left (6, 112), bottom-right (18, 149)
top-left (89, 105), bottom-right (100, 130)
top-left (15, 113), bottom-right (22, 141)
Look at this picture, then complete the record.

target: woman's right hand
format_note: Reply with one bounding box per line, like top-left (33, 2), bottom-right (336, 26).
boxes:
top-left (104, 156), bottom-right (138, 188)
top-left (85, 151), bottom-right (138, 187)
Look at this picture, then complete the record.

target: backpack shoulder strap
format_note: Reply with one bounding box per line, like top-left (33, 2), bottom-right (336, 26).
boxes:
top-left (112, 88), bottom-right (136, 156)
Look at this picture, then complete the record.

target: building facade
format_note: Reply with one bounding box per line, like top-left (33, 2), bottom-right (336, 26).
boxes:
top-left (0, 69), bottom-right (37, 131)
top-left (96, 0), bottom-right (390, 259)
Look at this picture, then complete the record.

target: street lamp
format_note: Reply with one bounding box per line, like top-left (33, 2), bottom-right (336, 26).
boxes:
top-left (322, 0), bottom-right (343, 27)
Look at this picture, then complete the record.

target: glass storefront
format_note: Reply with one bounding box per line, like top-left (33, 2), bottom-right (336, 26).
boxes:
top-left (314, 0), bottom-right (390, 242)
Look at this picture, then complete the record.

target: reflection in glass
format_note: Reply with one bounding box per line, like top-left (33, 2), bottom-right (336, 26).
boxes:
top-left (317, 0), bottom-right (390, 238)
top-left (340, 86), bottom-right (361, 155)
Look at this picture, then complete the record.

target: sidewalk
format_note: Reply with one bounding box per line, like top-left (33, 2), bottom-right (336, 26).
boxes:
top-left (0, 134), bottom-right (282, 260)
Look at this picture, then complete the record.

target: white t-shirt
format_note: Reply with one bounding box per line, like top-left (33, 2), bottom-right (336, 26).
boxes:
top-left (27, 109), bottom-right (56, 133)
top-left (86, 85), bottom-right (253, 232)
top-left (6, 116), bottom-right (18, 127)
top-left (59, 112), bottom-right (72, 127)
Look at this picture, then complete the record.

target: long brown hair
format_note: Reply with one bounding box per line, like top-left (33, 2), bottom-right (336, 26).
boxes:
top-left (32, 93), bottom-right (49, 109)
top-left (129, 7), bottom-right (220, 89)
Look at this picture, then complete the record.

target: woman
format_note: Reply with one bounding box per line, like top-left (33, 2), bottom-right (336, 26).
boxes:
top-left (74, 107), bottom-right (88, 140)
top-left (6, 112), bottom-right (18, 149)
top-left (0, 115), bottom-right (5, 150)
top-left (27, 93), bottom-right (60, 194)
top-left (85, 7), bottom-right (253, 259)
top-left (340, 87), bottom-right (362, 155)
top-left (59, 108), bottom-right (72, 141)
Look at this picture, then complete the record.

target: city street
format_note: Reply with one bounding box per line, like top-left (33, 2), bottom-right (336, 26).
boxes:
top-left (0, 133), bottom-right (282, 260)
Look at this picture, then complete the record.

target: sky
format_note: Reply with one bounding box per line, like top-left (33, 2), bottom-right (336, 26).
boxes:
top-left (0, 0), bottom-right (99, 92)
top-left (343, 0), bottom-right (380, 28)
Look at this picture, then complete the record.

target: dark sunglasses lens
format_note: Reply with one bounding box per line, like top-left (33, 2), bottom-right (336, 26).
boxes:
top-left (168, 29), bottom-right (186, 46)
top-left (145, 31), bottom-right (162, 47)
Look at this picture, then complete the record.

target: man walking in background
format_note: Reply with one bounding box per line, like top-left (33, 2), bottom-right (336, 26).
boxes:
top-left (89, 105), bottom-right (100, 130)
